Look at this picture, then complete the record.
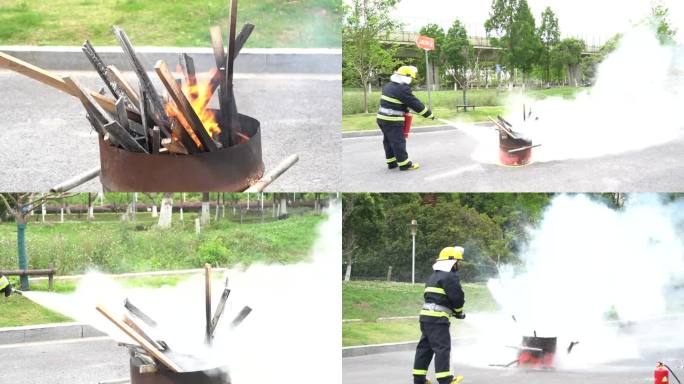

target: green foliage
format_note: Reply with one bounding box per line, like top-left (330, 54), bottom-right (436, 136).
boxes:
top-left (441, 20), bottom-right (472, 89)
top-left (342, 0), bottom-right (402, 112)
top-left (538, 7), bottom-right (560, 83)
top-left (342, 194), bottom-right (387, 278)
top-left (485, 0), bottom-right (541, 78)
top-left (649, 5), bottom-right (678, 45)
top-left (343, 194), bottom-right (555, 281)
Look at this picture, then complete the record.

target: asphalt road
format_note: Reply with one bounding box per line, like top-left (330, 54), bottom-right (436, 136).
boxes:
top-left (1, 337), bottom-right (129, 384)
top-left (344, 315), bottom-right (684, 384)
top-left (342, 127), bottom-right (684, 192)
top-left (0, 70), bottom-right (341, 192)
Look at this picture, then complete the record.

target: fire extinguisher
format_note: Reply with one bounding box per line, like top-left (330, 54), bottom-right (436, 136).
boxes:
top-left (403, 113), bottom-right (413, 138)
top-left (656, 362), bottom-right (682, 384)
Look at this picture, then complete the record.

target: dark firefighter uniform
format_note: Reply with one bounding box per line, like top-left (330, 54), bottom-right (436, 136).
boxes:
top-left (413, 247), bottom-right (465, 384)
top-left (377, 66), bottom-right (434, 170)
top-left (0, 274), bottom-right (12, 297)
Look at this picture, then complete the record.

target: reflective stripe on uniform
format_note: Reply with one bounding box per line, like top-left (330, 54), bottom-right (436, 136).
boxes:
top-left (453, 307), bottom-right (463, 313)
top-left (0, 276), bottom-right (9, 290)
top-left (378, 107), bottom-right (405, 116)
top-left (397, 159), bottom-right (411, 167)
top-left (386, 157), bottom-right (397, 163)
top-left (419, 309), bottom-right (450, 318)
top-left (417, 106), bottom-right (428, 115)
top-left (376, 114), bottom-right (405, 122)
top-left (436, 371), bottom-right (453, 379)
top-left (424, 286), bottom-right (446, 295)
top-left (412, 369), bottom-right (428, 376)
top-left (381, 95), bottom-right (403, 104)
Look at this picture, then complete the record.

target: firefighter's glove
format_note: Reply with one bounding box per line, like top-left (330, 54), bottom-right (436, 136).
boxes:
top-left (454, 311), bottom-right (465, 320)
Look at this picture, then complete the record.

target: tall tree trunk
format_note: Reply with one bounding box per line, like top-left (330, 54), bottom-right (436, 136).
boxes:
top-left (158, 193), bottom-right (173, 229)
top-left (201, 193), bottom-right (211, 225)
top-left (362, 80), bottom-right (369, 114)
top-left (15, 213), bottom-right (28, 290)
top-left (344, 256), bottom-right (352, 282)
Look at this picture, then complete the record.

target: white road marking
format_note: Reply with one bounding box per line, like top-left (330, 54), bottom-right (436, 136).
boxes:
top-left (425, 164), bottom-right (483, 181)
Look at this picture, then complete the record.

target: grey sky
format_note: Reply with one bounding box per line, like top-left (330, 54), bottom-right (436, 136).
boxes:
top-left (390, 0), bottom-right (684, 46)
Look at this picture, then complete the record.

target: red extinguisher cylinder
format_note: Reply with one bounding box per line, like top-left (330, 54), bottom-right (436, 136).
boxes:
top-left (655, 363), bottom-right (669, 384)
top-left (403, 113), bottom-right (413, 138)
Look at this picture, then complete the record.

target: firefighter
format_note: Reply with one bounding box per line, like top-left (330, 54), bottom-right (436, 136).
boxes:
top-left (412, 246), bottom-right (466, 384)
top-left (0, 273), bottom-right (13, 297)
top-left (377, 65), bottom-right (436, 171)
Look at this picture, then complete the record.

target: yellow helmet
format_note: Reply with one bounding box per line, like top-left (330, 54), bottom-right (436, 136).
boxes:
top-left (396, 65), bottom-right (418, 79)
top-left (437, 246), bottom-right (464, 261)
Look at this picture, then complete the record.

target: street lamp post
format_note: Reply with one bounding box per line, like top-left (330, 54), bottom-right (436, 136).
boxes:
top-left (411, 219), bottom-right (418, 284)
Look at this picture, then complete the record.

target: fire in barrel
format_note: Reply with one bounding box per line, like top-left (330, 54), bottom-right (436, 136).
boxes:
top-left (488, 114), bottom-right (541, 167)
top-left (517, 335), bottom-right (557, 369)
top-left (96, 264), bottom-right (251, 384)
top-left (0, 0), bottom-right (298, 192)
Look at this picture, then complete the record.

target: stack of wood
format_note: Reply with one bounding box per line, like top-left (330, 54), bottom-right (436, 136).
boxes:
top-left (0, 0), bottom-right (252, 157)
top-left (96, 264), bottom-right (252, 373)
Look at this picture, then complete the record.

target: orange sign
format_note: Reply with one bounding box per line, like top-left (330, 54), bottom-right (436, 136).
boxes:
top-left (415, 35), bottom-right (435, 51)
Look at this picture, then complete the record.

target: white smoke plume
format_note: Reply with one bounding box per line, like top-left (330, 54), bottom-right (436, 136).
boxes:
top-left (468, 25), bottom-right (684, 164)
top-left (453, 194), bottom-right (684, 369)
top-left (24, 202), bottom-right (342, 383)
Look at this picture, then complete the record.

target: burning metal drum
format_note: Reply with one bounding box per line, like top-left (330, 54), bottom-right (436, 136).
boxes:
top-left (499, 131), bottom-right (533, 166)
top-left (130, 356), bottom-right (230, 384)
top-left (518, 336), bottom-right (557, 368)
top-left (99, 113), bottom-right (264, 192)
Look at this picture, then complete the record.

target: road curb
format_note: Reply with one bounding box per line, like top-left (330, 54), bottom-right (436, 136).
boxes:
top-left (0, 46), bottom-right (341, 74)
top-left (0, 322), bottom-right (106, 345)
top-left (343, 336), bottom-right (476, 358)
top-left (342, 122), bottom-right (492, 138)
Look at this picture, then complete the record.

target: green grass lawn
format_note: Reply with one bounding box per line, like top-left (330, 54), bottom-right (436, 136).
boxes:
top-left (342, 281), bottom-right (498, 346)
top-left (0, 213), bottom-right (326, 276)
top-left (0, 0), bottom-right (341, 47)
top-left (0, 294), bottom-right (73, 327)
top-left (24, 273), bottom-right (191, 293)
top-left (342, 106), bottom-right (506, 132)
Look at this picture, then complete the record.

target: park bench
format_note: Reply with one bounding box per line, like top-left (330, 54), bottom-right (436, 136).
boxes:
top-left (456, 105), bottom-right (476, 112)
top-left (0, 265), bottom-right (56, 290)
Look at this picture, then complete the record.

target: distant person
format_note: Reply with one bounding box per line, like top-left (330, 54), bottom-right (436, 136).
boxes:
top-left (0, 274), bottom-right (13, 297)
top-left (377, 65), bottom-right (436, 171)
top-left (412, 246), bottom-right (466, 384)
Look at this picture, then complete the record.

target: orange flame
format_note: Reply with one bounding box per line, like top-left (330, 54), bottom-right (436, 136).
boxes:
top-left (165, 68), bottom-right (221, 148)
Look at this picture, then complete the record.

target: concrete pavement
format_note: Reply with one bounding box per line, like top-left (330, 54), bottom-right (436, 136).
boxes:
top-left (343, 315), bottom-right (684, 384)
top-left (1, 337), bottom-right (129, 384)
top-left (342, 127), bottom-right (684, 192)
top-left (0, 69), bottom-right (341, 191)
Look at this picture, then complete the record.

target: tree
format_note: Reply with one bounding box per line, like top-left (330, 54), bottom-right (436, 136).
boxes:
top-left (342, 193), bottom-right (386, 281)
top-left (648, 5), bottom-right (677, 45)
top-left (418, 23), bottom-right (445, 88)
top-left (551, 38), bottom-right (586, 86)
top-left (157, 192), bottom-right (174, 229)
top-left (342, 0), bottom-right (401, 113)
top-left (441, 20), bottom-right (477, 106)
top-left (538, 7), bottom-right (560, 83)
top-left (485, 0), bottom-right (541, 83)
top-left (0, 193), bottom-right (72, 290)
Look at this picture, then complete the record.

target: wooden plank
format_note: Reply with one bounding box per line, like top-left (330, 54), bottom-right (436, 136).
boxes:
top-left (161, 138), bottom-right (189, 155)
top-left (124, 298), bottom-right (157, 327)
top-left (0, 52), bottom-right (142, 124)
top-left (63, 76), bottom-right (112, 127)
top-left (234, 23), bottom-right (255, 57)
top-left (151, 127), bottom-right (160, 154)
top-left (183, 53), bottom-right (197, 88)
top-left (225, 0), bottom-right (239, 89)
top-left (112, 26), bottom-right (170, 135)
top-left (209, 288), bottom-right (231, 336)
top-left (115, 97), bottom-right (130, 132)
top-left (154, 60), bottom-right (217, 152)
top-left (96, 304), bottom-right (182, 372)
top-left (230, 306), bottom-right (252, 329)
top-left (210, 26), bottom-right (227, 76)
top-left (139, 88), bottom-right (151, 151)
top-left (82, 40), bottom-right (127, 105)
top-left (106, 65), bottom-right (141, 108)
top-left (103, 121), bottom-right (149, 153)
top-left (223, 0), bottom-right (242, 146)
top-left (123, 314), bottom-right (166, 352)
top-left (170, 117), bottom-right (201, 155)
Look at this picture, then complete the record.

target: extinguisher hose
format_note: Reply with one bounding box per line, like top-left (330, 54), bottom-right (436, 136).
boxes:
top-left (664, 363), bottom-right (682, 384)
